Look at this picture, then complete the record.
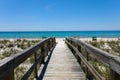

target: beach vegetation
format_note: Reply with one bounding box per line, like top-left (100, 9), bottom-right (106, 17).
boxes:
top-left (0, 39), bottom-right (41, 80)
top-left (86, 39), bottom-right (120, 79)
top-left (87, 40), bottom-right (120, 56)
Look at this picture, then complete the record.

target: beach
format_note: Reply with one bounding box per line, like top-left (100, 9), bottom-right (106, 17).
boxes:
top-left (0, 37), bottom-right (119, 60)
top-left (79, 37), bottom-right (119, 41)
top-left (0, 37), bottom-right (120, 79)
top-left (0, 38), bottom-right (42, 60)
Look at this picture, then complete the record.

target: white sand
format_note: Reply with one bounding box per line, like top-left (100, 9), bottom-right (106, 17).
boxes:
top-left (0, 38), bottom-right (118, 55)
top-left (79, 38), bottom-right (119, 41)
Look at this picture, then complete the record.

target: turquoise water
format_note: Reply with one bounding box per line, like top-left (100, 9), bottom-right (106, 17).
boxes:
top-left (0, 31), bottom-right (120, 38)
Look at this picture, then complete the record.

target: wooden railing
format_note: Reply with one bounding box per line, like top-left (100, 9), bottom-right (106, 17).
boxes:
top-left (0, 37), bottom-right (56, 80)
top-left (65, 37), bottom-right (120, 80)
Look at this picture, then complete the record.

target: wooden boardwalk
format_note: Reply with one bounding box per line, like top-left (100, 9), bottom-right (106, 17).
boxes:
top-left (43, 39), bottom-right (85, 80)
top-left (0, 37), bottom-right (120, 80)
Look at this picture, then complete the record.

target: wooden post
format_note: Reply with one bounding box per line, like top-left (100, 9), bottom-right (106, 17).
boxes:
top-left (44, 43), bottom-right (48, 56)
top-left (76, 44), bottom-right (82, 65)
top-left (52, 39), bottom-right (54, 47)
top-left (3, 60), bottom-right (15, 80)
top-left (50, 39), bottom-right (52, 48)
top-left (85, 52), bottom-right (89, 79)
top-left (34, 51), bottom-right (38, 80)
top-left (78, 45), bottom-right (82, 52)
top-left (110, 69), bottom-right (120, 80)
top-left (41, 46), bottom-right (45, 64)
top-left (114, 72), bottom-right (120, 80)
top-left (4, 70), bottom-right (14, 80)
top-left (48, 40), bottom-right (51, 51)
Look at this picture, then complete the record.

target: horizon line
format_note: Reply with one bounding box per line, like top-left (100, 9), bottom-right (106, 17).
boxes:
top-left (0, 30), bottom-right (120, 32)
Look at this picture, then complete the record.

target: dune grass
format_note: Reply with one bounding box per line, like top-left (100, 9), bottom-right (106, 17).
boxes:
top-left (0, 39), bottom-right (41, 80)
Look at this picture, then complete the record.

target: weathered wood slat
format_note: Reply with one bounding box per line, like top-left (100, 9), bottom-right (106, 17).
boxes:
top-left (43, 39), bottom-right (85, 80)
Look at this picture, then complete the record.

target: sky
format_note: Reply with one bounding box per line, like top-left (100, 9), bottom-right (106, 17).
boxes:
top-left (0, 0), bottom-right (120, 31)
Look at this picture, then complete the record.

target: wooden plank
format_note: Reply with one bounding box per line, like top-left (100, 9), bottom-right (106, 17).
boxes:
top-left (66, 40), bottom-right (103, 80)
top-left (43, 38), bottom-right (85, 80)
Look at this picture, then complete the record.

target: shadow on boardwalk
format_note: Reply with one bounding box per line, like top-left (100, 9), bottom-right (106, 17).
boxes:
top-left (38, 45), bottom-right (55, 80)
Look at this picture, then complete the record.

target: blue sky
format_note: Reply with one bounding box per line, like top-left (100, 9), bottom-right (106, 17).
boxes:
top-left (0, 0), bottom-right (120, 31)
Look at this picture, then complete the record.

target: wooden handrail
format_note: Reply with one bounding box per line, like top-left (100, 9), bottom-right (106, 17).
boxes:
top-left (65, 37), bottom-right (120, 80)
top-left (0, 37), bottom-right (56, 80)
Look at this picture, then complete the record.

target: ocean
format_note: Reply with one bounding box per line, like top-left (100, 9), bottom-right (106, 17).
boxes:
top-left (0, 31), bottom-right (120, 38)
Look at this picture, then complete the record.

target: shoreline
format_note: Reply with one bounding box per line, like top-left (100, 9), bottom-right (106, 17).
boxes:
top-left (79, 37), bottom-right (119, 41)
top-left (0, 37), bottom-right (119, 41)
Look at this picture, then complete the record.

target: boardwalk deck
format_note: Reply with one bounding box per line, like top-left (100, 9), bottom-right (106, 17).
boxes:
top-left (43, 38), bottom-right (85, 80)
